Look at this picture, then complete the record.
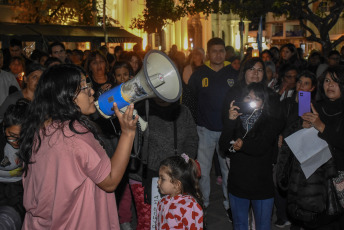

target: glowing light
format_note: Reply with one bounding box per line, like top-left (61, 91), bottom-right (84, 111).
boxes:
top-left (124, 43), bottom-right (134, 50)
top-left (252, 49), bottom-right (259, 57)
top-left (85, 42), bottom-right (90, 50)
top-left (19, 72), bottom-right (24, 81)
top-left (249, 101), bottom-right (257, 108)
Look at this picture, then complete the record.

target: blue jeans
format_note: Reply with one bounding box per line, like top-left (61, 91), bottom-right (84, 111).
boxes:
top-left (197, 126), bottom-right (229, 209)
top-left (229, 193), bottom-right (274, 230)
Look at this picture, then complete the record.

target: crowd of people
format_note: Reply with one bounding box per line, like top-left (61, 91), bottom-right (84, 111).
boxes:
top-left (0, 36), bottom-right (344, 230)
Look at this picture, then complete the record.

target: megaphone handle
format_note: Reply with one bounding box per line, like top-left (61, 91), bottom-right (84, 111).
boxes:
top-left (119, 107), bottom-right (148, 132)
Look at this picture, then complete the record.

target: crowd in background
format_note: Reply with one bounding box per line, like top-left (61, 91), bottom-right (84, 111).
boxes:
top-left (0, 37), bottom-right (344, 230)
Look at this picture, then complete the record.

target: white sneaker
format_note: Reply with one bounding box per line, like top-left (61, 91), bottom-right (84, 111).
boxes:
top-left (274, 220), bottom-right (291, 228)
top-left (120, 222), bottom-right (133, 230)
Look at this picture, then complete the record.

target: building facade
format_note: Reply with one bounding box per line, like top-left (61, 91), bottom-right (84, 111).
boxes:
top-left (107, 0), bottom-right (250, 53)
top-left (264, 1), bottom-right (344, 55)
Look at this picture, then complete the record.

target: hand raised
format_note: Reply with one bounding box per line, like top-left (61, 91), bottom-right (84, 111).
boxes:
top-left (229, 100), bottom-right (242, 120)
top-left (113, 103), bottom-right (138, 136)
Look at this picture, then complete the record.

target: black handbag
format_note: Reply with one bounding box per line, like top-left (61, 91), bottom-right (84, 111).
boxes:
top-left (326, 177), bottom-right (343, 216)
top-left (332, 171), bottom-right (344, 208)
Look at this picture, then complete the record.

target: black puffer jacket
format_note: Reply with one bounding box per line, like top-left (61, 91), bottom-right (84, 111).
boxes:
top-left (276, 98), bottom-right (344, 228)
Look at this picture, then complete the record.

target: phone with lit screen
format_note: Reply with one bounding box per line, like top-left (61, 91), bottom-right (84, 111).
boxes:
top-left (298, 91), bottom-right (311, 116)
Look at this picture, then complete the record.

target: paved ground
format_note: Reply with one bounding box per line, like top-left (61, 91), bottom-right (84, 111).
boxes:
top-left (131, 167), bottom-right (292, 230)
top-left (206, 168), bottom-right (291, 230)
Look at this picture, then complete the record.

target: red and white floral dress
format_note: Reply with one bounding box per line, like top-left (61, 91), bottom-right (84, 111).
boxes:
top-left (156, 194), bottom-right (203, 230)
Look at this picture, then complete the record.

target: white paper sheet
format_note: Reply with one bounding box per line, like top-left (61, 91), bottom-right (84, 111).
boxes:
top-left (285, 127), bottom-right (332, 178)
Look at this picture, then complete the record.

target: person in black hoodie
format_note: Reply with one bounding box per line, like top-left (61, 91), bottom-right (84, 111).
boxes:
top-left (275, 71), bottom-right (317, 229)
top-left (219, 82), bottom-right (284, 230)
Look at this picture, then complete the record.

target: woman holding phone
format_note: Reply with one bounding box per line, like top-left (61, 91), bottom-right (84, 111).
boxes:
top-left (19, 64), bottom-right (138, 229)
top-left (219, 82), bottom-right (284, 230)
top-left (278, 66), bottom-right (344, 229)
top-left (275, 71), bottom-right (317, 229)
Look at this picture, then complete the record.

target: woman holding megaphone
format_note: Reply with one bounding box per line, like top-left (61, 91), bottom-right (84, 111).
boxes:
top-left (19, 64), bottom-right (138, 229)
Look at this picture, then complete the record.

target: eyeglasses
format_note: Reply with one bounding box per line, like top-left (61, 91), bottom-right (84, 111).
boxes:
top-left (80, 85), bottom-right (92, 97)
top-left (248, 67), bottom-right (264, 73)
top-left (3, 126), bottom-right (20, 144)
top-left (5, 135), bottom-right (19, 143)
top-left (77, 75), bottom-right (93, 97)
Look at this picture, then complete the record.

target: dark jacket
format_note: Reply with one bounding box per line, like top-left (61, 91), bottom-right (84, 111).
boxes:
top-left (189, 63), bottom-right (238, 131)
top-left (219, 92), bottom-right (284, 200)
top-left (276, 98), bottom-right (344, 228)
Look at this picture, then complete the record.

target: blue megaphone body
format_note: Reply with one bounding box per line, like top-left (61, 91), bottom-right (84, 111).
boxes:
top-left (94, 50), bottom-right (182, 118)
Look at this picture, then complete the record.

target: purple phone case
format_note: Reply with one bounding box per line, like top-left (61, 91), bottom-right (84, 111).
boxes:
top-left (298, 91), bottom-right (311, 116)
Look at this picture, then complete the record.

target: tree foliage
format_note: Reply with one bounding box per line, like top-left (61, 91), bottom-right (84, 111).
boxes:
top-left (130, 0), bottom-right (217, 34)
top-left (272, 0), bottom-right (344, 55)
top-left (9, 0), bottom-right (95, 25)
top-left (221, 0), bottom-right (344, 55)
top-left (132, 0), bottom-right (344, 55)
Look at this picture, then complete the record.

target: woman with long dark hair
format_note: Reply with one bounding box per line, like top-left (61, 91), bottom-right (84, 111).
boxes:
top-left (19, 64), bottom-right (138, 229)
top-left (278, 43), bottom-right (302, 69)
top-left (219, 82), bottom-right (284, 230)
top-left (222, 57), bottom-right (269, 121)
top-left (126, 51), bottom-right (143, 76)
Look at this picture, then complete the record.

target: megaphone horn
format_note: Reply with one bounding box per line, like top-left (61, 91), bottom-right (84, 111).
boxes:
top-left (95, 50), bottom-right (182, 118)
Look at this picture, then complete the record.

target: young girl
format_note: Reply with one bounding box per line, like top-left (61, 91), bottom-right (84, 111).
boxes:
top-left (111, 61), bottom-right (134, 86)
top-left (0, 99), bottom-right (30, 229)
top-left (156, 154), bottom-right (203, 230)
top-left (111, 62), bottom-right (135, 229)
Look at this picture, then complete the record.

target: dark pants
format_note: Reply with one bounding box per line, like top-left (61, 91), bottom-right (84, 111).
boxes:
top-left (0, 181), bottom-right (25, 230)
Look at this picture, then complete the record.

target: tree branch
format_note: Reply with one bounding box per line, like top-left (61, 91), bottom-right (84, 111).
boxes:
top-left (49, 2), bottom-right (65, 19)
top-left (326, 4), bottom-right (344, 29)
top-left (332, 35), bottom-right (344, 48)
top-left (299, 18), bottom-right (319, 42)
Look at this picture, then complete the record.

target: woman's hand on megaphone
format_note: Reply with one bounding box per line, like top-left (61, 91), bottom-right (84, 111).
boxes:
top-left (113, 102), bottom-right (138, 137)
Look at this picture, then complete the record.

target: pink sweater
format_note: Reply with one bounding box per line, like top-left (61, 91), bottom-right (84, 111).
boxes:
top-left (22, 123), bottom-right (119, 229)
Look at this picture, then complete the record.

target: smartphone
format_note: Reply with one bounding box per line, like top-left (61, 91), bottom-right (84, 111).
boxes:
top-left (298, 91), bottom-right (311, 116)
top-left (233, 101), bottom-right (255, 114)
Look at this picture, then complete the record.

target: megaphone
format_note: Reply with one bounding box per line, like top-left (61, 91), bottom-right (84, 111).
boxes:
top-left (94, 50), bottom-right (182, 119)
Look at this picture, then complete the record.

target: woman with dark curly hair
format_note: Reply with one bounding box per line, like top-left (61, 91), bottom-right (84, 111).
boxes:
top-left (19, 64), bottom-right (138, 229)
